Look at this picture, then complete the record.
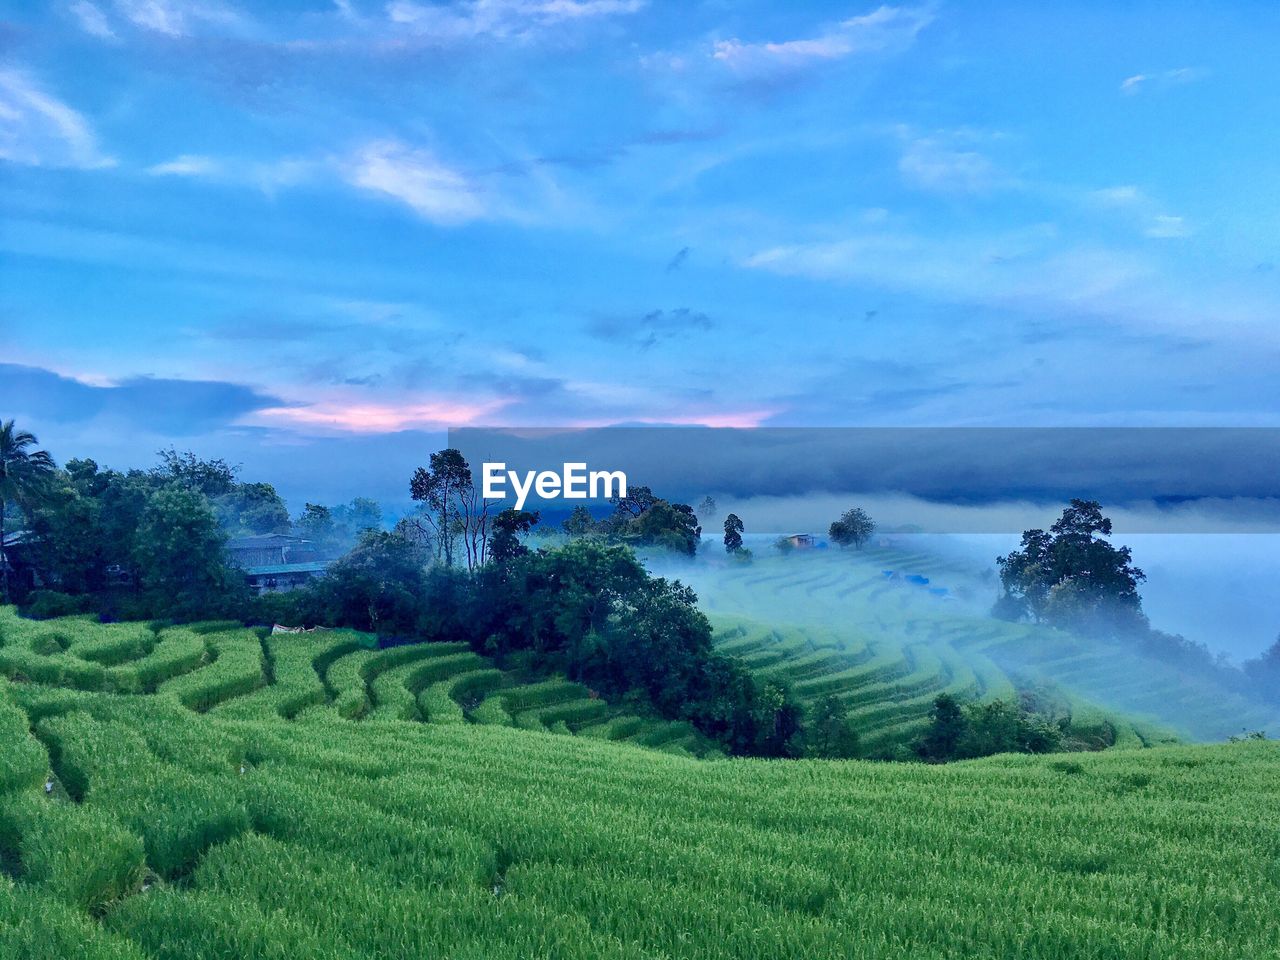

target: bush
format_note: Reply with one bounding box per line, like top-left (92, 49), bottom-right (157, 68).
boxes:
top-left (21, 591), bottom-right (94, 620)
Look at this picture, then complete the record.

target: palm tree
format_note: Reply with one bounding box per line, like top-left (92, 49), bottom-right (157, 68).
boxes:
top-left (0, 420), bottom-right (56, 602)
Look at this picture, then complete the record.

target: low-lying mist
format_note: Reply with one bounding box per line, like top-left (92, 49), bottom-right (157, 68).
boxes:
top-left (643, 492), bottom-right (1280, 663)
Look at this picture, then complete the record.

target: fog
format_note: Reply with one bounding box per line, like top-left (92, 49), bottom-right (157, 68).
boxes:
top-left (676, 493), bottom-right (1280, 663)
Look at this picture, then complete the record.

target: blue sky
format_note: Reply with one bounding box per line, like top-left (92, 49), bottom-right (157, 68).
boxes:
top-left (3, 1), bottom-right (1280, 505)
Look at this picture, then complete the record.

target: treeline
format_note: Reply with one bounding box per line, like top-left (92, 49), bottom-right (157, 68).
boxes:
top-left (9, 450), bottom-right (380, 622)
top-left (914, 693), bottom-right (1074, 763)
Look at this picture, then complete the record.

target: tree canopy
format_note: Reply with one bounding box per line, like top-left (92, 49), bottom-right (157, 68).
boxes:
top-left (829, 507), bottom-right (875, 549)
top-left (723, 513), bottom-right (744, 554)
top-left (0, 420), bottom-right (57, 601)
top-left (995, 499), bottom-right (1146, 634)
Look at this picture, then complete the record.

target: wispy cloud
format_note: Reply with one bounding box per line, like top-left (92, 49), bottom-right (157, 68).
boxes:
top-left (385, 0), bottom-right (645, 43)
top-left (1090, 185), bottom-right (1192, 240)
top-left (110, 0), bottom-right (251, 38)
top-left (898, 131), bottom-right (1006, 193)
top-left (147, 154), bottom-right (221, 177)
top-left (342, 140), bottom-right (486, 224)
top-left (0, 69), bottom-right (115, 169)
top-left (741, 229), bottom-right (1157, 319)
top-left (68, 1), bottom-right (117, 39)
top-left (711, 5), bottom-right (934, 73)
top-left (1120, 67), bottom-right (1207, 95)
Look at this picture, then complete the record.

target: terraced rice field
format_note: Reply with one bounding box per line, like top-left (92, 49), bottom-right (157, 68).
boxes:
top-left (0, 608), bottom-right (715, 758)
top-left (669, 544), bottom-right (1280, 748)
top-left (1, 609), bottom-right (1278, 959)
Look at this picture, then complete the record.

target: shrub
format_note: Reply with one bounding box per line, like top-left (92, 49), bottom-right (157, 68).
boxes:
top-left (21, 591), bottom-right (94, 620)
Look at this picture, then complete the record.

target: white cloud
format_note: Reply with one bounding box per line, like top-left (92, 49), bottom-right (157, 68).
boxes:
top-left (344, 140), bottom-right (485, 224)
top-left (1090, 185), bottom-right (1192, 240)
top-left (1145, 215), bottom-right (1191, 239)
top-left (385, 0), bottom-right (645, 42)
top-left (0, 69), bottom-right (115, 169)
top-left (712, 5), bottom-right (933, 72)
top-left (1120, 67), bottom-right (1206, 95)
top-left (111, 0), bottom-right (250, 38)
top-left (899, 136), bottom-right (999, 193)
top-left (741, 228), bottom-right (1155, 316)
top-left (69, 1), bottom-right (117, 39)
top-left (147, 154), bottom-right (221, 177)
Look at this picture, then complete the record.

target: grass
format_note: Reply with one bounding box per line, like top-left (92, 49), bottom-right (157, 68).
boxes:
top-left (0, 649), bottom-right (1277, 959)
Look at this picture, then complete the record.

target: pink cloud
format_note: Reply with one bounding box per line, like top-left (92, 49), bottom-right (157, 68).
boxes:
top-left (251, 397), bottom-right (512, 433)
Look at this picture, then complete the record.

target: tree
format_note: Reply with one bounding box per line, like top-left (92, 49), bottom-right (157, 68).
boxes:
top-left (1, 420), bottom-right (57, 601)
top-left (562, 505), bottom-right (597, 538)
top-left (488, 509), bottom-right (539, 565)
top-left (917, 693), bottom-right (966, 762)
top-left (333, 498), bottom-right (382, 538)
top-left (723, 513), bottom-right (744, 553)
top-left (1244, 635), bottom-right (1280, 706)
top-left (295, 503), bottom-right (337, 551)
top-left (829, 507), bottom-right (875, 550)
top-left (312, 530), bottom-right (430, 635)
top-left (805, 695), bottom-right (860, 758)
top-left (217, 481), bottom-right (290, 535)
top-left (602, 484), bottom-right (701, 556)
top-left (133, 486), bottom-right (244, 618)
top-left (995, 499), bottom-right (1146, 633)
top-left (608, 484), bottom-right (658, 519)
top-left (409, 448), bottom-right (486, 569)
top-left (697, 496), bottom-right (717, 524)
top-left (151, 448), bottom-right (238, 498)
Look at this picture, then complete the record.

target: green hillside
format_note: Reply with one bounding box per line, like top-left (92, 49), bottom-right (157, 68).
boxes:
top-left (0, 609), bottom-right (714, 758)
top-left (669, 546), bottom-right (1280, 747)
top-left (1, 615), bottom-right (1277, 959)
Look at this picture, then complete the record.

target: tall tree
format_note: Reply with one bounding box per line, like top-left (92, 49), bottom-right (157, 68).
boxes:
top-left (995, 499), bottom-right (1146, 633)
top-left (488, 509), bottom-right (540, 565)
top-left (562, 505), bottom-right (597, 538)
top-left (133, 486), bottom-right (243, 617)
top-left (151, 448), bottom-right (238, 498)
top-left (723, 513), bottom-right (744, 553)
top-left (917, 693), bottom-right (967, 762)
top-left (805, 694), bottom-right (859, 759)
top-left (1244, 635), bottom-right (1280, 705)
top-left (409, 448), bottom-right (473, 568)
top-left (603, 483), bottom-right (701, 556)
top-left (217, 481), bottom-right (290, 535)
top-left (697, 495), bottom-right (717, 524)
top-left (295, 503), bottom-right (337, 550)
top-left (829, 507), bottom-right (875, 549)
top-left (0, 420), bottom-right (56, 601)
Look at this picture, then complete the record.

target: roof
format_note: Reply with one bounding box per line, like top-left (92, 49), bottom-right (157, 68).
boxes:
top-left (243, 561), bottom-right (331, 577)
top-left (226, 533), bottom-right (312, 551)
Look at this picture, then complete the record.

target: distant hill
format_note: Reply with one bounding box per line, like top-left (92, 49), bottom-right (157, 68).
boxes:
top-left (665, 544), bottom-right (1279, 746)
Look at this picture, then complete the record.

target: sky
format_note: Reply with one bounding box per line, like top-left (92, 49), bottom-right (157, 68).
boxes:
top-left (3, 1), bottom-right (1280, 509)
